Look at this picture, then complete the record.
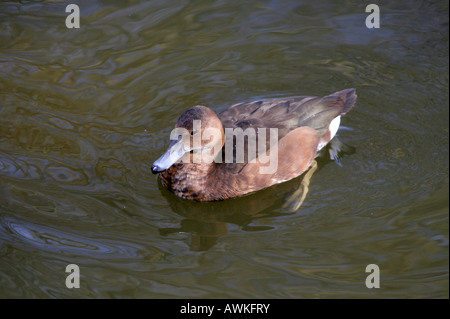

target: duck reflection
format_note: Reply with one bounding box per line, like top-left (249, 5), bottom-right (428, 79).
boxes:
top-left (158, 176), bottom-right (298, 251)
top-left (157, 139), bottom-right (354, 251)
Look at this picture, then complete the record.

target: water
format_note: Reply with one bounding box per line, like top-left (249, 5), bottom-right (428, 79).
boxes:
top-left (0, 0), bottom-right (448, 298)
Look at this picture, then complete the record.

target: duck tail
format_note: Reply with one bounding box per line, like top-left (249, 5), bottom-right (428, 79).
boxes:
top-left (329, 88), bottom-right (357, 116)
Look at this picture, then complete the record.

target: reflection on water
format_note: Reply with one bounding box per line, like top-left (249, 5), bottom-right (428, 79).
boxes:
top-left (158, 174), bottom-right (291, 251)
top-left (0, 0), bottom-right (448, 298)
top-left (158, 142), bottom-right (352, 251)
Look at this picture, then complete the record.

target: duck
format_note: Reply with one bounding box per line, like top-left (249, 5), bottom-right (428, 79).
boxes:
top-left (152, 88), bottom-right (356, 201)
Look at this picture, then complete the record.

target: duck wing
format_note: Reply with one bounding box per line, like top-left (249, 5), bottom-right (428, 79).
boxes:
top-left (216, 88), bottom-right (356, 173)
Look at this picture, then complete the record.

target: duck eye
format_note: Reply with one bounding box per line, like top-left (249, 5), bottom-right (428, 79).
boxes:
top-left (191, 130), bottom-right (197, 136)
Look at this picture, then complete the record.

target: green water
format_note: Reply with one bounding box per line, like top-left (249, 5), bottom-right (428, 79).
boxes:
top-left (0, 0), bottom-right (448, 298)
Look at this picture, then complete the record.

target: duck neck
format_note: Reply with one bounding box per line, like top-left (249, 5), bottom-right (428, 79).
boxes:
top-left (191, 161), bottom-right (215, 181)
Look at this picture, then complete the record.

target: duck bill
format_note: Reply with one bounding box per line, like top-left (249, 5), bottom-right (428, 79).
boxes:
top-left (151, 137), bottom-right (187, 174)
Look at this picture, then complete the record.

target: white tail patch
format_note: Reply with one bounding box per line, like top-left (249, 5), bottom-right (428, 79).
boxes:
top-left (317, 115), bottom-right (341, 151)
top-left (329, 115), bottom-right (341, 140)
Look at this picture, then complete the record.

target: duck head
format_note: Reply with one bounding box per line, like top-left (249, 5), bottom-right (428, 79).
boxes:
top-left (151, 105), bottom-right (225, 174)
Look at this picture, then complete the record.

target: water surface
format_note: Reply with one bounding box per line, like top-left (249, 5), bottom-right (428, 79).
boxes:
top-left (0, 0), bottom-right (448, 298)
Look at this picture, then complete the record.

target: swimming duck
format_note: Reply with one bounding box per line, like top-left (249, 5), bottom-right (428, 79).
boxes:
top-left (152, 88), bottom-right (356, 201)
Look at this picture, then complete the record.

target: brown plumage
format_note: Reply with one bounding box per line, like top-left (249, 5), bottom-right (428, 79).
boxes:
top-left (152, 88), bottom-right (357, 201)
